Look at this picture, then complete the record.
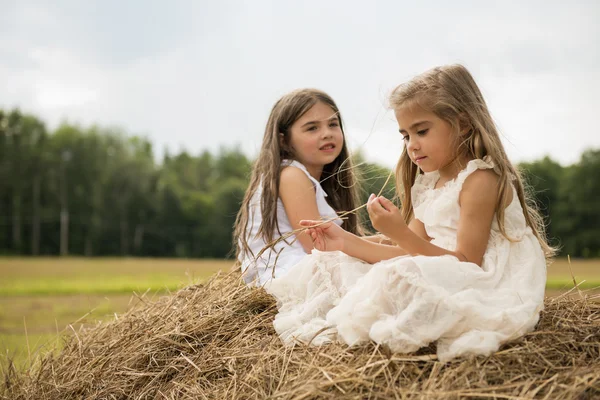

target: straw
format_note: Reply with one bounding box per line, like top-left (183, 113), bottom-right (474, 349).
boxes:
top-left (3, 270), bottom-right (598, 400)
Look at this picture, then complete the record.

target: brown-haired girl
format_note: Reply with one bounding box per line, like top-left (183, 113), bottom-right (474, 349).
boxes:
top-left (233, 88), bottom-right (361, 286)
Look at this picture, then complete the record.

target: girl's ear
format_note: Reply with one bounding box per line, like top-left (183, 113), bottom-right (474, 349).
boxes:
top-left (279, 133), bottom-right (293, 155)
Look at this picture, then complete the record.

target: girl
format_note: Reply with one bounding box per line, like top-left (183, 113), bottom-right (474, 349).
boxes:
top-left (266, 65), bottom-right (554, 362)
top-left (233, 88), bottom-right (362, 286)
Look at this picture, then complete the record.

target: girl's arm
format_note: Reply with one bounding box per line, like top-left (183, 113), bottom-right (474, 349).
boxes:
top-left (300, 216), bottom-right (431, 264)
top-left (279, 166), bottom-right (327, 253)
top-left (338, 217), bottom-right (432, 263)
top-left (369, 169), bottom-right (500, 266)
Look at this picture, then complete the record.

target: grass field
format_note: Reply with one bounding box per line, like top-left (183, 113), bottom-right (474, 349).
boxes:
top-left (0, 257), bottom-right (231, 370)
top-left (0, 257), bottom-right (598, 371)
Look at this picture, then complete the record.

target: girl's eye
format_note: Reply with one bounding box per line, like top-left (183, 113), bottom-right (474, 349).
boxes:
top-left (307, 125), bottom-right (318, 131)
top-left (402, 135), bottom-right (409, 142)
top-left (329, 122), bottom-right (339, 128)
top-left (417, 129), bottom-right (428, 135)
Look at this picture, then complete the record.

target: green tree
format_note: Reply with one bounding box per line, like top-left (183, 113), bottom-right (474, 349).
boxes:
top-left (1, 106), bottom-right (598, 259)
top-left (353, 151), bottom-right (396, 233)
top-left (519, 156), bottom-right (564, 249)
top-left (557, 150), bottom-right (600, 257)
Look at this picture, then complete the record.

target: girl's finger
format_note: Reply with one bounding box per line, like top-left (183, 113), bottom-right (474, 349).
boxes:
top-left (367, 196), bottom-right (378, 211)
top-left (301, 220), bottom-right (332, 229)
top-left (377, 196), bottom-right (393, 212)
top-left (367, 193), bottom-right (376, 205)
top-left (369, 197), bottom-right (385, 214)
top-left (300, 220), bottom-right (319, 227)
top-left (366, 203), bottom-right (374, 217)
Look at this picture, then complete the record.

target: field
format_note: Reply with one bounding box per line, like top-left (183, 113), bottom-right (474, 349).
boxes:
top-left (0, 257), bottom-right (598, 372)
top-left (0, 257), bottom-right (232, 370)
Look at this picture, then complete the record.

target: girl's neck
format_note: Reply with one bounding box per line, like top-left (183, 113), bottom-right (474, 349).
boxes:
top-left (290, 159), bottom-right (322, 181)
top-left (305, 165), bottom-right (323, 181)
top-left (437, 153), bottom-right (472, 181)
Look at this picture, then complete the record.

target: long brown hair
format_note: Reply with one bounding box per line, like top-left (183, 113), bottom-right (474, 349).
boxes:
top-left (233, 88), bottom-right (361, 262)
top-left (390, 64), bottom-right (555, 259)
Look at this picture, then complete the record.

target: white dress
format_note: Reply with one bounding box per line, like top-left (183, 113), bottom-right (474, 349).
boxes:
top-left (265, 158), bottom-right (547, 362)
top-left (240, 160), bottom-right (342, 286)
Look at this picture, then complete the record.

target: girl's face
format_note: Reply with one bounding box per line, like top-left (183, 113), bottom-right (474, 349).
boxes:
top-left (395, 104), bottom-right (461, 175)
top-left (286, 101), bottom-right (344, 179)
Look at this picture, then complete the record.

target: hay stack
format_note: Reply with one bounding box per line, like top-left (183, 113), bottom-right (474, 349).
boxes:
top-left (2, 271), bottom-right (599, 399)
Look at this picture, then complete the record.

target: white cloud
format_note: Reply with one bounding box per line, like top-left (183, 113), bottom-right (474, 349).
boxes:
top-left (0, 0), bottom-right (598, 167)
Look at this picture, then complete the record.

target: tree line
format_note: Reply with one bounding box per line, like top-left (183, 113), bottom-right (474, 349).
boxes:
top-left (1, 108), bottom-right (598, 258)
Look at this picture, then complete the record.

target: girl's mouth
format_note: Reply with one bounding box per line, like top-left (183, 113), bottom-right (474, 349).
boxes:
top-left (320, 143), bottom-right (336, 151)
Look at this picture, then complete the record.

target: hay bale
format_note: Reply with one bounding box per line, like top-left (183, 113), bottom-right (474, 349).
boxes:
top-left (2, 271), bottom-right (599, 399)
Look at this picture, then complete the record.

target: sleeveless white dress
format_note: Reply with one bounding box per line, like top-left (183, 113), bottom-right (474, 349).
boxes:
top-left (265, 157), bottom-right (547, 362)
top-left (240, 160), bottom-right (342, 286)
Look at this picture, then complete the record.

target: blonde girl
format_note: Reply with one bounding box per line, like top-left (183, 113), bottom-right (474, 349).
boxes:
top-left (233, 88), bottom-right (361, 286)
top-left (267, 65), bottom-right (554, 362)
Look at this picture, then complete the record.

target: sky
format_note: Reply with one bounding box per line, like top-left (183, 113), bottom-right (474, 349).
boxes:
top-left (1, 0), bottom-right (598, 168)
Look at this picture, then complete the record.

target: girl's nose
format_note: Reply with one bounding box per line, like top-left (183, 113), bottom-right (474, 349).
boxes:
top-left (322, 127), bottom-right (333, 139)
top-left (406, 137), bottom-right (419, 152)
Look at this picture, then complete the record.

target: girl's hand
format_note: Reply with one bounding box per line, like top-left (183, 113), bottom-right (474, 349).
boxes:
top-left (299, 220), bottom-right (347, 252)
top-left (367, 194), bottom-right (408, 240)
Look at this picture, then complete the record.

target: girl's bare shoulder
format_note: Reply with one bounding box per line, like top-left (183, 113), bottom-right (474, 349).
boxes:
top-left (460, 169), bottom-right (499, 205)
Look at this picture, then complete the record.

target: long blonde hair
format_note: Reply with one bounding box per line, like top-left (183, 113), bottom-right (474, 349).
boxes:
top-left (233, 88), bottom-right (361, 262)
top-left (390, 64), bottom-right (555, 258)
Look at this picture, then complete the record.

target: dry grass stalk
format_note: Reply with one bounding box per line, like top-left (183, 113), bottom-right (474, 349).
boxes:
top-left (2, 270), bottom-right (599, 400)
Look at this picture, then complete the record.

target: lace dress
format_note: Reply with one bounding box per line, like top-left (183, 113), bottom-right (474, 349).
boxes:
top-left (265, 158), bottom-right (547, 362)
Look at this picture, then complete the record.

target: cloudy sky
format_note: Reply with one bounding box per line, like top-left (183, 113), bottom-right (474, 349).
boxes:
top-left (1, 0), bottom-right (598, 168)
